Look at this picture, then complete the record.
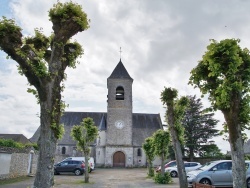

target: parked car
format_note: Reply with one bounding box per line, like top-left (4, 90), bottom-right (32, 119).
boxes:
top-left (63, 157), bottom-right (95, 172)
top-left (54, 160), bottom-right (85, 176)
top-left (187, 160), bottom-right (250, 187)
top-left (165, 162), bottom-right (201, 177)
top-left (155, 160), bottom-right (178, 172)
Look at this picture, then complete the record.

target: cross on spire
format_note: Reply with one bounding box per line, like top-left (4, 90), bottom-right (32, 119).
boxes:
top-left (119, 47), bottom-right (122, 59)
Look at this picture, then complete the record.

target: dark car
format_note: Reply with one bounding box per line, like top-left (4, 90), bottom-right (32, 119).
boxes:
top-left (54, 160), bottom-right (85, 176)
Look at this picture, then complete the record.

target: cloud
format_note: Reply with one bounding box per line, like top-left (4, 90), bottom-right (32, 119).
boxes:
top-left (1, 0), bottom-right (250, 151)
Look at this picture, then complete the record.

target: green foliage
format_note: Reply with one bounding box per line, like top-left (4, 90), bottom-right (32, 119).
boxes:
top-left (143, 137), bottom-right (155, 163)
top-left (49, 1), bottom-right (90, 31)
top-left (220, 122), bottom-right (248, 142)
top-left (142, 137), bottom-right (155, 177)
top-left (153, 130), bottom-right (170, 160)
top-left (0, 139), bottom-right (39, 150)
top-left (189, 38), bottom-right (250, 127)
top-left (0, 138), bottom-right (23, 148)
top-left (199, 144), bottom-right (224, 158)
top-left (183, 95), bottom-right (220, 158)
top-left (154, 172), bottom-right (172, 184)
top-left (0, 17), bottom-right (22, 48)
top-left (160, 87), bottom-right (177, 106)
top-left (173, 96), bottom-right (190, 144)
top-left (71, 117), bottom-right (98, 154)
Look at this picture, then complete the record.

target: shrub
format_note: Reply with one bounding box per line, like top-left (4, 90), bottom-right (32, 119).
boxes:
top-left (154, 172), bottom-right (172, 184)
top-left (0, 138), bottom-right (23, 148)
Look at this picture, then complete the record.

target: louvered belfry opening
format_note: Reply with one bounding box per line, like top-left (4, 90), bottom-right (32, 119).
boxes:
top-left (116, 86), bottom-right (124, 100)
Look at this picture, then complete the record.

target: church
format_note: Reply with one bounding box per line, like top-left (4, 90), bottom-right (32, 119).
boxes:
top-left (30, 59), bottom-right (163, 167)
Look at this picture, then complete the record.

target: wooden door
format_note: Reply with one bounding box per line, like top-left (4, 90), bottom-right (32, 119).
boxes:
top-left (113, 151), bottom-right (125, 167)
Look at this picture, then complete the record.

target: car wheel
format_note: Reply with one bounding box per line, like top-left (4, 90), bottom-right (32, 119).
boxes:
top-left (199, 178), bottom-right (211, 185)
top-left (54, 170), bottom-right (60, 175)
top-left (74, 169), bottom-right (82, 176)
top-left (170, 171), bottom-right (178, 177)
top-left (247, 178), bottom-right (250, 188)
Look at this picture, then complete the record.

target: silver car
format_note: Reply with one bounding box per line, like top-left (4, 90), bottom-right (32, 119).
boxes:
top-left (187, 160), bottom-right (250, 187)
top-left (165, 162), bottom-right (201, 177)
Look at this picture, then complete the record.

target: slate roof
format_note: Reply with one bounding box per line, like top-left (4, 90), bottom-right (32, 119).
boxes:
top-left (30, 112), bottom-right (163, 146)
top-left (0, 134), bottom-right (31, 144)
top-left (108, 59), bottom-right (133, 80)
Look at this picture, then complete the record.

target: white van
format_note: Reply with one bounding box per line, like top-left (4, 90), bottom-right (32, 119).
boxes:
top-left (63, 157), bottom-right (95, 172)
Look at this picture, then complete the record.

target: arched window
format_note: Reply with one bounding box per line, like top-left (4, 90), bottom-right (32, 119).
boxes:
top-left (116, 86), bottom-right (124, 100)
top-left (137, 148), bottom-right (142, 156)
top-left (62, 146), bottom-right (66, 154)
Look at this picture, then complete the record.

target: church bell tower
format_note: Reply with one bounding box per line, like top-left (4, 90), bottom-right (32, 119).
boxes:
top-left (105, 59), bottom-right (134, 167)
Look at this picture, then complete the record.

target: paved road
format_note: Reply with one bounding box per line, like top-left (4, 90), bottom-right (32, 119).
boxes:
top-left (0, 168), bottom-right (180, 188)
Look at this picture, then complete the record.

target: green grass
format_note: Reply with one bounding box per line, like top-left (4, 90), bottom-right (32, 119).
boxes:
top-left (0, 176), bottom-right (31, 185)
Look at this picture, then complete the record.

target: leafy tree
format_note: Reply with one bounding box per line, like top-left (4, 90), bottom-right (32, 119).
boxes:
top-left (199, 144), bottom-right (224, 158)
top-left (161, 87), bottom-right (189, 188)
top-left (142, 137), bottom-right (155, 177)
top-left (0, 2), bottom-right (90, 187)
top-left (183, 95), bottom-right (219, 161)
top-left (71, 117), bottom-right (98, 183)
top-left (189, 38), bottom-right (250, 187)
top-left (152, 129), bottom-right (170, 176)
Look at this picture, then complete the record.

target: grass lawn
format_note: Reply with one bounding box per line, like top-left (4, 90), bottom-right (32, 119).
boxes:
top-left (0, 176), bottom-right (31, 185)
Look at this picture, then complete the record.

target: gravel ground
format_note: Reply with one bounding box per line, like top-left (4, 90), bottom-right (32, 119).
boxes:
top-left (0, 168), bottom-right (180, 188)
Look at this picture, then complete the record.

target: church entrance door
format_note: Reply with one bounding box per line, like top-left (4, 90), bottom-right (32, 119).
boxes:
top-left (113, 151), bottom-right (125, 167)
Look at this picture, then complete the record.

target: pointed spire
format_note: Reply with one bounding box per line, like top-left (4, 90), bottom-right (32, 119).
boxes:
top-left (108, 59), bottom-right (133, 80)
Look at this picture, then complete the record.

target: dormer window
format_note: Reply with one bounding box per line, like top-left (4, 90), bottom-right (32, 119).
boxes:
top-left (116, 86), bottom-right (124, 100)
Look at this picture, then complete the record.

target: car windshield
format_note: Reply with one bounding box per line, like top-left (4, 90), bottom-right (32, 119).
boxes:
top-left (197, 161), bottom-right (218, 171)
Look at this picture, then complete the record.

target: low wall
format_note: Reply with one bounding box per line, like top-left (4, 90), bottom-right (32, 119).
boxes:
top-left (0, 147), bottom-right (38, 180)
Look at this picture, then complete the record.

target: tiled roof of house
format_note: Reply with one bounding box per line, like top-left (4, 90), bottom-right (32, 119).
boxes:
top-left (30, 112), bottom-right (162, 146)
top-left (0, 134), bottom-right (31, 144)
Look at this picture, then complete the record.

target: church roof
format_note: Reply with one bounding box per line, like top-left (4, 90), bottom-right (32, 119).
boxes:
top-left (108, 59), bottom-right (133, 80)
top-left (30, 112), bottom-right (162, 146)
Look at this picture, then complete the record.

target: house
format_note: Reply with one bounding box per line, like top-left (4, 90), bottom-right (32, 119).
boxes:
top-left (30, 59), bottom-right (163, 167)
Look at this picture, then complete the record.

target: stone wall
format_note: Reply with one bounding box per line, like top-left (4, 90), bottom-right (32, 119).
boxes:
top-left (0, 147), bottom-right (38, 180)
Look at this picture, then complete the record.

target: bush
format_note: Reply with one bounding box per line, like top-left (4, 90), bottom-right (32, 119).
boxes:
top-left (0, 138), bottom-right (23, 148)
top-left (154, 172), bottom-right (172, 184)
top-left (0, 138), bottom-right (39, 150)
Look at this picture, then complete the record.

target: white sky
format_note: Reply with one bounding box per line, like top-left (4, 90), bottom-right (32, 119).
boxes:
top-left (1, 0), bottom-right (250, 154)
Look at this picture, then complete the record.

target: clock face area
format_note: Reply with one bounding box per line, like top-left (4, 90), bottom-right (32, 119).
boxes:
top-left (115, 120), bottom-right (124, 129)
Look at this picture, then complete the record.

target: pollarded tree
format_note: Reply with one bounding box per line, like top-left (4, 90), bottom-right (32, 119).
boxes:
top-left (189, 38), bottom-right (250, 187)
top-left (0, 2), bottom-right (90, 187)
top-left (183, 95), bottom-right (219, 161)
top-left (71, 117), bottom-right (98, 183)
top-left (152, 129), bottom-right (170, 176)
top-left (142, 137), bottom-right (155, 177)
top-left (161, 87), bottom-right (189, 188)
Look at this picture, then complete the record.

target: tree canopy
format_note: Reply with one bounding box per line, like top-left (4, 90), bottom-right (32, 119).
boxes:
top-left (71, 117), bottom-right (98, 183)
top-left (189, 38), bottom-right (250, 187)
top-left (0, 2), bottom-right (90, 187)
top-left (182, 95), bottom-right (219, 160)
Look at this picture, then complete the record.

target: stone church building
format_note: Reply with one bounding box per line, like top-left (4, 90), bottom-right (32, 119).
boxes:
top-left (31, 59), bottom-right (163, 167)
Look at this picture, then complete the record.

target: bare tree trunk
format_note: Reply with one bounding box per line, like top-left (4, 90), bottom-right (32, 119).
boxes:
top-left (167, 102), bottom-right (188, 188)
top-left (223, 104), bottom-right (246, 188)
top-left (33, 79), bottom-right (62, 188)
top-left (189, 147), bottom-right (194, 162)
top-left (84, 153), bottom-right (89, 183)
top-left (161, 153), bottom-right (165, 176)
top-left (34, 97), bottom-right (57, 187)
